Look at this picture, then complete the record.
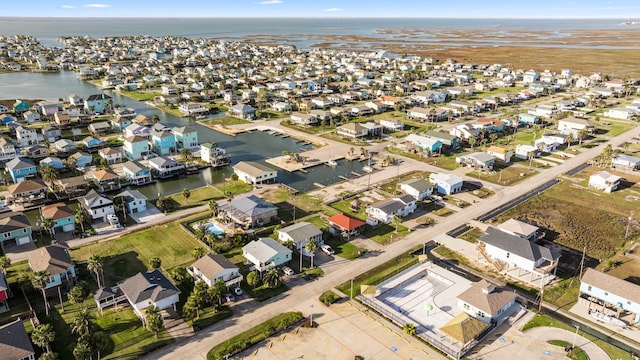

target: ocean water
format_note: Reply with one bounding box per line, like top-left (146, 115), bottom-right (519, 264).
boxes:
top-left (0, 17), bottom-right (629, 48)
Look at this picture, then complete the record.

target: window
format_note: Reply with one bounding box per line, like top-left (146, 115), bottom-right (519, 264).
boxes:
top-left (463, 303), bottom-right (470, 310)
top-left (604, 292), bottom-right (608, 296)
top-left (588, 285), bottom-right (592, 291)
top-left (506, 253), bottom-right (510, 258)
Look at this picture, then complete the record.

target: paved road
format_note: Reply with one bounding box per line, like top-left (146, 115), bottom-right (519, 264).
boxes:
top-left (144, 125), bottom-right (640, 360)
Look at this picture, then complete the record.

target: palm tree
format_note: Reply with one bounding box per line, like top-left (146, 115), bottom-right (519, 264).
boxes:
top-left (392, 214), bottom-right (403, 234)
top-left (41, 218), bottom-right (54, 239)
top-left (71, 309), bottom-right (93, 336)
top-left (192, 247), bottom-right (206, 259)
top-left (145, 306), bottom-right (163, 338)
top-left (41, 164), bottom-right (59, 185)
top-left (180, 147), bottom-right (192, 162)
top-left (39, 352), bottom-right (59, 360)
top-left (182, 296), bottom-right (199, 320)
top-left (31, 270), bottom-right (50, 316)
top-left (565, 133), bottom-right (574, 148)
top-left (208, 200), bottom-right (218, 217)
top-left (262, 268), bottom-right (281, 289)
top-left (149, 257), bottom-right (161, 269)
top-left (91, 331), bottom-right (109, 360)
top-left (468, 137), bottom-right (477, 151)
top-left (246, 270), bottom-right (259, 289)
top-left (74, 209), bottom-right (86, 236)
top-left (305, 239), bottom-right (318, 268)
top-left (208, 279), bottom-right (226, 307)
top-left (87, 254), bottom-right (103, 289)
top-left (0, 255), bottom-right (10, 276)
top-left (31, 323), bottom-right (55, 352)
top-left (182, 188), bottom-right (191, 202)
top-left (489, 133), bottom-right (498, 145)
top-left (577, 128), bottom-right (588, 145)
top-left (68, 285), bottom-right (86, 309)
top-left (403, 323), bottom-right (417, 335)
top-left (73, 336), bottom-right (92, 360)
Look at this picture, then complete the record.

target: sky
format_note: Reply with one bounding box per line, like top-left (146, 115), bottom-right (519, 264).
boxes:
top-left (3, 0), bottom-right (640, 18)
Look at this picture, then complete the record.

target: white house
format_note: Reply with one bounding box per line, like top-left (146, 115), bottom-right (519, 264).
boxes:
top-left (379, 118), bottom-right (404, 131)
top-left (486, 146), bottom-right (512, 163)
top-left (290, 112), bottom-right (318, 125)
top-left (580, 268), bottom-right (640, 323)
top-left (589, 171), bottom-right (621, 193)
top-left (558, 117), bottom-right (594, 137)
top-left (457, 279), bottom-right (517, 324)
top-left (187, 253), bottom-right (243, 289)
top-left (497, 218), bottom-right (539, 240)
top-left (604, 108), bottom-right (636, 120)
top-left (534, 133), bottom-right (567, 152)
top-left (242, 237), bottom-right (292, 272)
top-left (429, 172), bottom-right (464, 195)
top-left (178, 102), bottom-right (207, 116)
top-left (611, 154), bottom-right (640, 170)
top-left (365, 195), bottom-right (416, 224)
top-left (80, 189), bottom-right (115, 222)
top-left (233, 161), bottom-right (277, 184)
top-left (277, 222), bottom-right (323, 256)
top-left (15, 126), bottom-right (39, 147)
top-left (398, 178), bottom-right (433, 201)
top-left (200, 142), bottom-right (230, 166)
top-left (514, 144), bottom-right (539, 160)
top-left (118, 269), bottom-right (181, 323)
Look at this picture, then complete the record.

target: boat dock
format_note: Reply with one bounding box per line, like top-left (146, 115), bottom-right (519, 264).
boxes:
top-left (298, 168), bottom-right (308, 174)
top-left (314, 182), bottom-right (325, 188)
top-left (351, 171), bottom-right (362, 177)
top-left (279, 183), bottom-right (300, 195)
top-left (339, 175), bottom-right (350, 181)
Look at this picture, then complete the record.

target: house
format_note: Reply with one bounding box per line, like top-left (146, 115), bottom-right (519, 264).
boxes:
top-left (23, 110), bottom-right (40, 124)
top-left (589, 171), bottom-right (621, 193)
top-left (27, 244), bottom-right (76, 290)
top-left (148, 155), bottom-right (185, 178)
top-left (558, 117), bottom-right (594, 137)
top-left (290, 112), bottom-right (318, 125)
top-left (55, 176), bottom-right (90, 198)
top-left (6, 179), bottom-right (47, 206)
top-left (118, 269), bottom-right (181, 322)
top-left (379, 118), bottom-right (404, 131)
top-left (478, 227), bottom-right (559, 285)
top-left (228, 103), bottom-right (256, 120)
top-left (604, 108), bottom-right (636, 120)
top-left (80, 189), bottom-right (115, 222)
top-left (580, 268), bottom-right (640, 323)
top-left (497, 218), bottom-right (539, 240)
top-left (517, 113), bottom-right (540, 125)
top-left (0, 137), bottom-right (17, 161)
top-left (398, 178), bottom-right (434, 201)
top-left (277, 222), bottom-right (323, 255)
top-left (98, 147), bottom-right (123, 164)
top-left (122, 160), bottom-right (153, 185)
top-left (123, 135), bottom-right (151, 160)
top-left (84, 93), bottom-right (112, 114)
top-left (69, 151), bottom-right (93, 170)
top-left (326, 213), bottom-right (366, 240)
top-left (173, 126), bottom-right (198, 151)
top-left (40, 203), bottom-right (75, 235)
top-left (456, 152), bottom-right (496, 170)
top-left (113, 107), bottom-right (137, 121)
top-left (151, 129), bottom-right (176, 155)
top-left (0, 211), bottom-right (33, 247)
top-left (514, 144), bottom-right (539, 160)
top-left (233, 161), bottom-right (277, 184)
top-left (5, 158), bottom-right (37, 183)
top-left (242, 237), bottom-right (292, 272)
top-left (450, 124), bottom-right (479, 141)
top-left (473, 118), bottom-right (504, 132)
top-left (39, 156), bottom-right (64, 170)
top-left (53, 112), bottom-right (72, 127)
top-left (200, 142), bottom-right (230, 167)
top-left (88, 121), bottom-right (112, 135)
top-left (82, 136), bottom-right (105, 152)
top-left (365, 195), bottom-right (417, 224)
top-left (219, 194), bottom-right (278, 229)
top-left (110, 116), bottom-right (133, 132)
top-left (12, 100), bottom-right (29, 115)
top-left (534, 133), bottom-right (566, 152)
top-left (424, 130), bottom-right (461, 150)
top-left (337, 123), bottom-right (368, 139)
top-left (115, 189), bottom-right (147, 215)
top-left (429, 172), bottom-right (464, 195)
top-left (38, 101), bottom-right (61, 118)
top-left (15, 126), bottom-right (39, 147)
top-left (187, 253), bottom-right (243, 288)
top-left (486, 146), bottom-right (512, 163)
top-left (130, 116), bottom-right (154, 129)
top-left (178, 102), bottom-right (207, 116)
top-left (611, 153), bottom-right (640, 170)
top-left (53, 138), bottom-right (77, 154)
top-left (0, 319), bottom-right (36, 360)
top-left (405, 134), bottom-right (442, 154)
top-left (21, 145), bottom-right (48, 161)
top-left (86, 169), bottom-right (121, 192)
top-left (457, 279), bottom-right (517, 324)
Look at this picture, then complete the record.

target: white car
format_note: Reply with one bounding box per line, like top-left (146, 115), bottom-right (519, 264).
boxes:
top-left (320, 244), bottom-right (335, 255)
top-left (233, 287), bottom-right (243, 296)
top-left (282, 266), bottom-right (294, 276)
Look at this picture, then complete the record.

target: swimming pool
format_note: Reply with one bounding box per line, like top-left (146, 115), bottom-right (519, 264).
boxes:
top-left (205, 222), bottom-right (225, 236)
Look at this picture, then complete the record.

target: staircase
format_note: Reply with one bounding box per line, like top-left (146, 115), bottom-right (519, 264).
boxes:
top-left (477, 243), bottom-right (503, 271)
top-left (161, 309), bottom-right (194, 340)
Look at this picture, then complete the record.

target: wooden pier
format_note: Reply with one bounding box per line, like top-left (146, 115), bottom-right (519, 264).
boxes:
top-left (279, 183), bottom-right (300, 195)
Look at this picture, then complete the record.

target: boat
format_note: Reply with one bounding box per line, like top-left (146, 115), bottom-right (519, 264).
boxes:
top-left (362, 165), bottom-right (373, 173)
top-left (591, 311), bottom-right (626, 326)
top-left (326, 159), bottom-right (338, 167)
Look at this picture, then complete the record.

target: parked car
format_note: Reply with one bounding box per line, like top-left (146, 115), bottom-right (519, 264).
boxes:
top-left (225, 293), bottom-right (236, 302)
top-left (321, 244), bottom-right (335, 255)
top-left (233, 287), bottom-right (243, 296)
top-left (282, 266), bottom-right (294, 276)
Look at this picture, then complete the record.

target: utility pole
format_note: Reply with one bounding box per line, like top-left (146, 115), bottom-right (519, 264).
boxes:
top-left (350, 278), bottom-right (354, 298)
top-left (625, 211), bottom-right (634, 239)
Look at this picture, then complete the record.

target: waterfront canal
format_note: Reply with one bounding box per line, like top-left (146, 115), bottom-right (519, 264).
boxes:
top-left (0, 71), bottom-right (367, 196)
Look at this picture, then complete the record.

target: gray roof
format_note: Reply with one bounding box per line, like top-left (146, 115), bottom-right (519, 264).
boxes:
top-left (0, 319), bottom-right (36, 360)
top-left (480, 227), bottom-right (557, 262)
top-left (151, 129), bottom-right (173, 138)
top-left (233, 161), bottom-right (275, 177)
top-left (172, 126), bottom-right (196, 135)
top-left (0, 211), bottom-right (31, 232)
top-left (122, 160), bottom-right (147, 173)
top-left (370, 195), bottom-right (414, 214)
top-left (278, 222), bottom-right (322, 242)
top-left (425, 130), bottom-right (458, 144)
top-left (242, 237), bottom-right (291, 263)
top-left (221, 195), bottom-right (277, 218)
top-left (82, 189), bottom-right (113, 208)
top-left (116, 189), bottom-right (147, 202)
top-left (118, 269), bottom-right (180, 305)
top-left (400, 178), bottom-right (433, 193)
top-left (191, 253), bottom-right (238, 281)
top-left (581, 268), bottom-right (640, 305)
top-left (5, 157), bottom-right (35, 171)
top-left (467, 152), bottom-right (496, 163)
top-left (612, 153), bottom-right (640, 164)
top-left (149, 155), bottom-right (178, 168)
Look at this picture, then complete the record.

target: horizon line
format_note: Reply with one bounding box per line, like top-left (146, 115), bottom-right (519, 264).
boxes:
top-left (0, 16), bottom-right (638, 20)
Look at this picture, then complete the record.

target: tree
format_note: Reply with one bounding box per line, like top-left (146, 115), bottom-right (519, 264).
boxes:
top-left (262, 268), bottom-right (281, 289)
top-left (208, 279), bottom-right (226, 307)
top-left (392, 214), bottom-right (403, 234)
top-left (0, 255), bottom-right (10, 276)
top-left (87, 254), bottom-right (103, 289)
top-left (192, 247), bottom-right (206, 260)
top-left (39, 352), bottom-right (59, 360)
top-left (41, 218), bottom-right (54, 239)
top-left (182, 188), bottom-right (191, 201)
top-left (73, 335), bottom-right (92, 360)
top-left (565, 133), bottom-right (574, 148)
top-left (576, 127), bottom-right (588, 145)
top-left (489, 133), bottom-right (498, 144)
top-left (182, 296), bottom-right (199, 321)
top-left (468, 137), bottom-right (477, 151)
top-left (32, 323), bottom-right (55, 352)
top-left (74, 209), bottom-right (86, 236)
top-left (271, 224), bottom-right (281, 238)
top-left (600, 144), bottom-right (613, 167)
top-left (403, 323), bottom-right (417, 335)
top-left (170, 267), bottom-right (188, 284)
top-left (31, 270), bottom-right (51, 316)
top-left (191, 281), bottom-right (210, 316)
top-left (180, 147), bottom-right (192, 162)
top-left (246, 270), bottom-right (259, 289)
top-left (145, 306), bottom-right (164, 338)
top-left (68, 285), bottom-right (87, 308)
top-left (72, 309), bottom-right (94, 336)
top-left (208, 200), bottom-right (218, 217)
top-left (305, 239), bottom-right (318, 268)
top-left (41, 164), bottom-right (59, 185)
top-left (149, 257), bottom-right (161, 269)
top-left (91, 331), bottom-right (109, 360)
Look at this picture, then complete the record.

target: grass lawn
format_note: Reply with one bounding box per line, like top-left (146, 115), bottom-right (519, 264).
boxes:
top-left (432, 207), bottom-right (455, 217)
top-left (72, 214), bottom-right (204, 284)
top-left (522, 314), bottom-right (632, 360)
top-left (465, 166), bottom-right (538, 186)
top-left (189, 305), bottom-right (233, 330)
top-left (256, 110), bottom-right (285, 120)
top-left (280, 120), bottom-right (335, 135)
top-left (387, 147), bottom-right (460, 171)
top-left (168, 186), bottom-right (225, 208)
top-left (378, 170), bottom-right (430, 194)
top-left (117, 90), bottom-right (161, 101)
top-left (432, 246), bottom-right (471, 267)
top-left (200, 115), bottom-right (251, 127)
top-left (458, 227), bottom-right (483, 244)
top-left (214, 180), bottom-right (253, 198)
top-left (323, 236), bottom-right (363, 260)
top-left (599, 122), bottom-right (635, 137)
top-left (542, 277), bottom-right (580, 309)
top-left (336, 246), bottom-right (420, 297)
top-left (155, 104), bottom-right (186, 118)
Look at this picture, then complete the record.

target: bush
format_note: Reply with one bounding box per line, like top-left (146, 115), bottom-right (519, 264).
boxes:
top-left (319, 290), bottom-right (339, 305)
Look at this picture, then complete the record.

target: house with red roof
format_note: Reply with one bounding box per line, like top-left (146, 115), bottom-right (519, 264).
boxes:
top-left (326, 213), bottom-right (366, 240)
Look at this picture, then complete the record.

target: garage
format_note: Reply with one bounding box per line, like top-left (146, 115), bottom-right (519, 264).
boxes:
top-left (62, 223), bottom-right (75, 232)
top-left (16, 236), bottom-right (31, 245)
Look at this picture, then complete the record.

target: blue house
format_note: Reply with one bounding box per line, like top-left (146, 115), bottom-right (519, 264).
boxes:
top-left (84, 93), bottom-right (112, 114)
top-left (580, 268), bottom-right (640, 323)
top-left (116, 189), bottom-right (148, 215)
top-left (41, 202), bottom-right (76, 235)
top-left (122, 160), bottom-right (152, 185)
top-left (5, 157), bottom-right (37, 183)
top-left (151, 129), bottom-right (176, 155)
top-left (70, 151), bottom-right (93, 170)
top-left (39, 156), bottom-right (64, 170)
top-left (172, 126), bottom-right (199, 151)
top-left (124, 136), bottom-right (151, 161)
top-left (517, 113), bottom-right (540, 125)
top-left (12, 100), bottom-right (30, 115)
top-left (0, 211), bottom-right (33, 246)
top-left (406, 134), bottom-right (443, 153)
top-left (27, 244), bottom-right (76, 290)
top-left (82, 136), bottom-right (105, 151)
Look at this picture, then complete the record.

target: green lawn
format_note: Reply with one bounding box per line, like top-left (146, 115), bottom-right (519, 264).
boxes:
top-left (432, 207), bottom-right (455, 217)
top-left (379, 170), bottom-right (430, 194)
top-left (256, 110), bottom-right (285, 120)
top-left (189, 305), bottom-right (233, 330)
top-left (214, 180), bottom-right (253, 198)
top-left (547, 340), bottom-right (589, 360)
top-left (117, 90), bottom-right (161, 101)
top-left (465, 166), bottom-right (538, 186)
top-left (458, 227), bottom-right (483, 244)
top-left (200, 116), bottom-right (251, 127)
top-left (598, 122), bottom-right (634, 137)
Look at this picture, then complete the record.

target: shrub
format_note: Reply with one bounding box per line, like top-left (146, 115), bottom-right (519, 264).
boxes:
top-left (319, 290), bottom-right (339, 305)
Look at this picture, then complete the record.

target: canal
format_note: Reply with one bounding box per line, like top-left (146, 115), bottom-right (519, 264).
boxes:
top-left (0, 70), bottom-right (367, 197)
